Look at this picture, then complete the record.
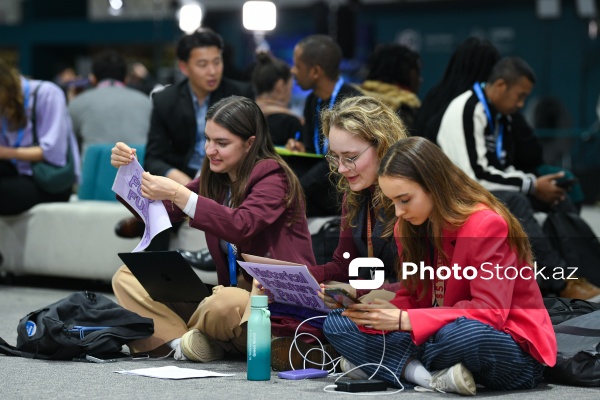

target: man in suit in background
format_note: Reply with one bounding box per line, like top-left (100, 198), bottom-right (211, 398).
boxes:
top-left (145, 27), bottom-right (254, 184)
top-left (117, 28), bottom-right (253, 249)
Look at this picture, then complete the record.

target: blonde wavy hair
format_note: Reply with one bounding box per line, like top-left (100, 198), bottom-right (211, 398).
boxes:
top-left (320, 96), bottom-right (409, 236)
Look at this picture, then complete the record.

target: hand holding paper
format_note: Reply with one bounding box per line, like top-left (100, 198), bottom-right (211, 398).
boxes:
top-left (111, 142), bottom-right (137, 168)
top-left (140, 173), bottom-right (182, 202)
top-left (112, 156), bottom-right (172, 252)
top-left (238, 254), bottom-right (329, 313)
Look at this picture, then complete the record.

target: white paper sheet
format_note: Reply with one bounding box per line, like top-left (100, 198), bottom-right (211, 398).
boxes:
top-left (114, 366), bottom-right (234, 380)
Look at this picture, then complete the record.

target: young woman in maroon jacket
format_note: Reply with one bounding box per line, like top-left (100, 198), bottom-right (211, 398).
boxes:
top-left (322, 137), bottom-right (557, 395)
top-left (110, 96), bottom-right (314, 361)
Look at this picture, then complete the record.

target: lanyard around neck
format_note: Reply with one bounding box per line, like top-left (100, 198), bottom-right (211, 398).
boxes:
top-left (473, 82), bottom-right (504, 162)
top-left (426, 225), bottom-right (446, 307)
top-left (428, 234), bottom-right (445, 307)
top-left (228, 243), bottom-right (237, 287)
top-left (224, 187), bottom-right (238, 287)
top-left (366, 209), bottom-right (374, 258)
top-left (314, 77), bottom-right (344, 155)
top-left (2, 79), bottom-right (30, 148)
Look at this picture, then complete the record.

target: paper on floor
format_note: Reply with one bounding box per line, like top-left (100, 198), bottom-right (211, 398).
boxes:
top-left (114, 365), bottom-right (234, 379)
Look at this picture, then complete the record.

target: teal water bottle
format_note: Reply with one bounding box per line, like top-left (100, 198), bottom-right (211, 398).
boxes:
top-left (247, 295), bottom-right (271, 381)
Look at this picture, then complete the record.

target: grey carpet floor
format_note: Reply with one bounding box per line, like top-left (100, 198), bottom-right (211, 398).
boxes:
top-left (1, 286), bottom-right (599, 399)
top-left (3, 206), bottom-right (600, 398)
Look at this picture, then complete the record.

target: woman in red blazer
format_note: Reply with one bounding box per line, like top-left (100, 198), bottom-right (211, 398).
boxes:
top-left (111, 96), bottom-right (314, 361)
top-left (323, 137), bottom-right (557, 395)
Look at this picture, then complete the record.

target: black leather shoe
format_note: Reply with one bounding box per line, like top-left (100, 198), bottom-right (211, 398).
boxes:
top-left (177, 248), bottom-right (216, 271)
top-left (115, 217), bottom-right (145, 238)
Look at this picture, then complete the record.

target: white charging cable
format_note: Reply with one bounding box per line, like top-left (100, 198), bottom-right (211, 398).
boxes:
top-left (323, 330), bottom-right (406, 395)
top-left (289, 315), bottom-right (407, 395)
top-left (289, 315), bottom-right (341, 373)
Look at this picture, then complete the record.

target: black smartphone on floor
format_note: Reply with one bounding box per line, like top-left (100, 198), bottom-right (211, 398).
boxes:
top-left (335, 379), bottom-right (388, 392)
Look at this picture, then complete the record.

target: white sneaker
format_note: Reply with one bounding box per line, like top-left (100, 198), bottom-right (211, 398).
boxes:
top-left (339, 357), bottom-right (369, 380)
top-left (429, 363), bottom-right (476, 396)
top-left (179, 329), bottom-right (225, 362)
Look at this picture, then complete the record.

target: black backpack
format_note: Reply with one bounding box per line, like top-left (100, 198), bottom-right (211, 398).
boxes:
top-left (543, 210), bottom-right (600, 286)
top-left (543, 297), bottom-right (600, 387)
top-left (0, 291), bottom-right (154, 360)
top-left (311, 217), bottom-right (341, 265)
top-left (543, 297), bottom-right (600, 325)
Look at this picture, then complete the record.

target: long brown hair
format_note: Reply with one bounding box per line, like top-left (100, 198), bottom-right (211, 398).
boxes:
top-left (0, 59), bottom-right (27, 131)
top-left (378, 137), bottom-right (532, 297)
top-left (320, 96), bottom-right (409, 236)
top-left (198, 96), bottom-right (304, 224)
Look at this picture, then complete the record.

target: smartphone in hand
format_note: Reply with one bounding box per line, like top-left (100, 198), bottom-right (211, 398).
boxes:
top-left (324, 288), bottom-right (361, 308)
top-left (555, 177), bottom-right (577, 190)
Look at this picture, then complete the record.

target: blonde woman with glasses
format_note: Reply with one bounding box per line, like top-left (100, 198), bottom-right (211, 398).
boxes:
top-left (271, 95), bottom-right (409, 371)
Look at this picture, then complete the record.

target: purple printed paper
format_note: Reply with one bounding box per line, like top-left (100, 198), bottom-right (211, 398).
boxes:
top-left (237, 261), bottom-right (330, 313)
top-left (112, 157), bottom-right (172, 252)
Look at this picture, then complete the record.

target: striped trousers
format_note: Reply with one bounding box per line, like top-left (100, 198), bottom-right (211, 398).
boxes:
top-left (323, 310), bottom-right (544, 390)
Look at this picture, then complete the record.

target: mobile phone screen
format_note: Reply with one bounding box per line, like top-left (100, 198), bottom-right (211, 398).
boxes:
top-left (556, 178), bottom-right (576, 189)
top-left (325, 288), bottom-right (360, 308)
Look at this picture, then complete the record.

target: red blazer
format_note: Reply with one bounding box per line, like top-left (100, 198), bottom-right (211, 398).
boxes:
top-left (388, 209), bottom-right (557, 366)
top-left (167, 159), bottom-right (316, 286)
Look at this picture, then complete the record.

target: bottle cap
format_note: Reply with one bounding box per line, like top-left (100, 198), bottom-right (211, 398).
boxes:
top-left (250, 295), bottom-right (268, 308)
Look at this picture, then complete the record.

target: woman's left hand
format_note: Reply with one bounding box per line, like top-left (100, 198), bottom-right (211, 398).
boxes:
top-left (140, 172), bottom-right (179, 201)
top-left (342, 300), bottom-right (401, 331)
top-left (251, 278), bottom-right (265, 296)
top-left (251, 279), bottom-right (274, 303)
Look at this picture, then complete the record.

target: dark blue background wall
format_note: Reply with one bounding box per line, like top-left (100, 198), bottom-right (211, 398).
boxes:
top-left (1, 0), bottom-right (598, 127)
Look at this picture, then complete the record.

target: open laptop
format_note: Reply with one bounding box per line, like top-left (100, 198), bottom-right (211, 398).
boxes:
top-left (118, 251), bottom-right (211, 303)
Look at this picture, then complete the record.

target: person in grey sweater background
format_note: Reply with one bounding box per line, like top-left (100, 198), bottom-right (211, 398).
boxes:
top-left (69, 50), bottom-right (152, 153)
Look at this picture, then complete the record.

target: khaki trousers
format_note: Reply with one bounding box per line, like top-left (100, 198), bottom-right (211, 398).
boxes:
top-left (112, 265), bottom-right (252, 354)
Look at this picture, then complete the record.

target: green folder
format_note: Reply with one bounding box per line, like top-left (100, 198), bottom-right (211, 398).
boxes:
top-left (275, 147), bottom-right (325, 158)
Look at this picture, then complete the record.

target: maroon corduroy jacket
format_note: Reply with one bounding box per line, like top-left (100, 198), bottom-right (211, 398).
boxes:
top-left (120, 159), bottom-right (316, 286)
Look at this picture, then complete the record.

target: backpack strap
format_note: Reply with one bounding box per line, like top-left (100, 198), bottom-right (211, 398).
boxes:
top-left (29, 82), bottom-right (43, 146)
top-left (0, 335), bottom-right (40, 359)
top-left (29, 82), bottom-right (74, 168)
top-left (554, 325), bottom-right (600, 337)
